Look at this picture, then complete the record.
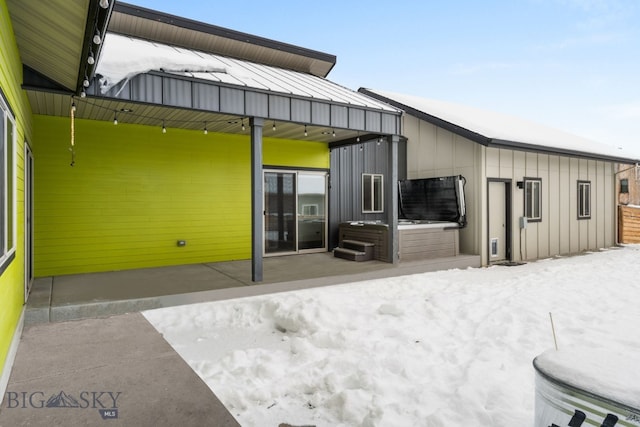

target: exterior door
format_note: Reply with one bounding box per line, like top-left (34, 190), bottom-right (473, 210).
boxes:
top-left (488, 180), bottom-right (510, 262)
top-left (264, 170), bottom-right (327, 255)
top-left (264, 171), bottom-right (297, 254)
top-left (297, 172), bottom-right (326, 251)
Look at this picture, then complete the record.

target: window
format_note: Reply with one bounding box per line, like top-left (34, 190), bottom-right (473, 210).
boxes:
top-left (620, 178), bottom-right (629, 194)
top-left (362, 173), bottom-right (384, 213)
top-left (524, 178), bottom-right (541, 221)
top-left (1, 89), bottom-right (17, 271)
top-left (578, 180), bottom-right (591, 219)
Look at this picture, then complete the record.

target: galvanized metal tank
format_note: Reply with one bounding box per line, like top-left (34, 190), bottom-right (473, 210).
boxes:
top-left (533, 349), bottom-right (640, 426)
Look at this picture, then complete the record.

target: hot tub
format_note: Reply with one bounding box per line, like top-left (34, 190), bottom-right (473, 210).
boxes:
top-left (398, 220), bottom-right (460, 261)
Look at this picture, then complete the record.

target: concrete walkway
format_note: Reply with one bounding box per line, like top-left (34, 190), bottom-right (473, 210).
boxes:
top-left (0, 313), bottom-right (239, 427)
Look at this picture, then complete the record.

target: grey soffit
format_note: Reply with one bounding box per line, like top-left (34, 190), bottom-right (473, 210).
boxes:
top-left (110, 2), bottom-right (336, 78)
top-left (6, 0), bottom-right (90, 91)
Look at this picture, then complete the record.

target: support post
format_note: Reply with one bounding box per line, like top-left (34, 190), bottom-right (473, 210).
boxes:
top-left (250, 118), bottom-right (264, 282)
top-left (387, 135), bottom-right (400, 264)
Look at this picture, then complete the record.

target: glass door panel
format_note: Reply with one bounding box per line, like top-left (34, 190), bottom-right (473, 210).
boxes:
top-left (264, 172), bottom-right (296, 254)
top-left (297, 173), bottom-right (326, 251)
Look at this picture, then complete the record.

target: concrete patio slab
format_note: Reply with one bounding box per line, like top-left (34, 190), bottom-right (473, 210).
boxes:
top-left (0, 313), bottom-right (239, 427)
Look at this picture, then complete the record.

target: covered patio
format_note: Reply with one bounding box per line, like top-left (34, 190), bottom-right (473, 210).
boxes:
top-left (26, 252), bottom-right (481, 324)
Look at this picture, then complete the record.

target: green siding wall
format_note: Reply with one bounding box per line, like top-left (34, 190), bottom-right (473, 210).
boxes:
top-left (0, 0), bottom-right (31, 379)
top-left (34, 115), bottom-right (328, 276)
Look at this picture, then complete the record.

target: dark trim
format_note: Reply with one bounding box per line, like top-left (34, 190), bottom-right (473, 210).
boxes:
top-left (359, 88), bottom-right (491, 146)
top-left (0, 85), bottom-right (15, 118)
top-left (487, 178), bottom-right (512, 264)
top-left (115, 2), bottom-right (337, 72)
top-left (359, 88), bottom-right (640, 165)
top-left (75, 0), bottom-right (114, 95)
top-left (263, 165), bottom-right (329, 173)
top-left (523, 177), bottom-right (542, 223)
top-left (577, 180), bottom-right (591, 220)
top-left (329, 134), bottom-right (387, 149)
top-left (0, 251), bottom-right (16, 277)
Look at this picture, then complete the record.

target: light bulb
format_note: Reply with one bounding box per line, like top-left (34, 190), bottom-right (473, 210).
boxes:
top-left (304, 125), bottom-right (308, 137)
top-left (241, 120), bottom-right (245, 131)
top-left (332, 129), bottom-right (336, 138)
top-left (87, 53), bottom-right (95, 65)
top-left (162, 121), bottom-right (167, 133)
top-left (272, 122), bottom-right (276, 131)
top-left (99, 0), bottom-right (109, 9)
top-left (93, 29), bottom-right (101, 45)
top-left (83, 77), bottom-right (90, 87)
top-left (113, 112), bottom-right (118, 125)
top-left (71, 102), bottom-right (76, 113)
top-left (80, 90), bottom-right (86, 98)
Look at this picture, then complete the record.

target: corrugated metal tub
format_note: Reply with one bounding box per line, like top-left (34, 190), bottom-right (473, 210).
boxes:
top-left (533, 349), bottom-right (640, 426)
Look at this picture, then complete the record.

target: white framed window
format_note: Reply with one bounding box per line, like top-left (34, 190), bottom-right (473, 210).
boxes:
top-left (301, 204), bottom-right (318, 216)
top-left (0, 89), bottom-right (17, 273)
top-left (524, 178), bottom-right (541, 222)
top-left (362, 173), bottom-right (384, 213)
top-left (578, 180), bottom-right (591, 220)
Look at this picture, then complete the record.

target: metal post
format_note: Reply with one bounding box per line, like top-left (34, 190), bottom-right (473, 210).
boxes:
top-left (387, 135), bottom-right (399, 264)
top-left (250, 117), bottom-right (264, 282)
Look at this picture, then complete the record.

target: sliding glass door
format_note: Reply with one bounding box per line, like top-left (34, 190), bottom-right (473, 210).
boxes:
top-left (264, 170), bottom-right (327, 255)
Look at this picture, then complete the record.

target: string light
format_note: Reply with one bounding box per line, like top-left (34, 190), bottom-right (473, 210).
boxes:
top-left (87, 49), bottom-right (95, 65)
top-left (99, 0), bottom-right (109, 8)
top-left (162, 120), bottom-right (167, 134)
top-left (93, 28), bottom-right (102, 45)
top-left (203, 122), bottom-right (208, 135)
top-left (304, 125), bottom-right (308, 137)
top-left (356, 131), bottom-right (360, 143)
top-left (332, 129), bottom-right (336, 138)
top-left (113, 111), bottom-right (118, 125)
top-left (70, 100), bottom-right (76, 166)
top-left (241, 119), bottom-right (245, 131)
top-left (83, 75), bottom-right (90, 87)
top-left (272, 121), bottom-right (276, 131)
top-left (80, 90), bottom-right (86, 98)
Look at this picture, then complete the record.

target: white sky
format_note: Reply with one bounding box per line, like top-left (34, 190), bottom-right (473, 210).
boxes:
top-left (125, 0), bottom-right (640, 156)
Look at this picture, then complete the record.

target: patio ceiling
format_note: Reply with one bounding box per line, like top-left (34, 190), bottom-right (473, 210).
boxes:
top-left (7, 0), bottom-right (112, 94)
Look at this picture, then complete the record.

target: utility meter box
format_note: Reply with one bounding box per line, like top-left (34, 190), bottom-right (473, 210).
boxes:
top-left (519, 216), bottom-right (528, 229)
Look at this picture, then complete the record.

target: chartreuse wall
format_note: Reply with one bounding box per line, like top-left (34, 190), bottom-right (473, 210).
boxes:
top-left (33, 115), bottom-right (329, 276)
top-left (0, 0), bottom-right (31, 386)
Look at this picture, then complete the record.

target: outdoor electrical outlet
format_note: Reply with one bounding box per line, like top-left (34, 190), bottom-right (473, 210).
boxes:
top-left (177, 240), bottom-right (186, 247)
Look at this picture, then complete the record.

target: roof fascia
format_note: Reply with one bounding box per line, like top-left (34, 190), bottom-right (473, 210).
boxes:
top-left (359, 88), bottom-right (640, 164)
top-left (359, 88), bottom-right (491, 145)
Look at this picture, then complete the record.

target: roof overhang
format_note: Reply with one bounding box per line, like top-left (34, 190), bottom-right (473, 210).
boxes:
top-left (7, 0), bottom-right (113, 95)
top-left (109, 2), bottom-right (336, 78)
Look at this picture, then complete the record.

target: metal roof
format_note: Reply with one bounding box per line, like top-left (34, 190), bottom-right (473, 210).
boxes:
top-left (12, 1), bottom-right (400, 142)
top-left (109, 2), bottom-right (336, 78)
top-left (362, 88), bottom-right (640, 164)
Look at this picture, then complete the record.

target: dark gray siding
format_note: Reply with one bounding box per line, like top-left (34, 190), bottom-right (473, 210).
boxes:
top-left (328, 138), bottom-right (406, 249)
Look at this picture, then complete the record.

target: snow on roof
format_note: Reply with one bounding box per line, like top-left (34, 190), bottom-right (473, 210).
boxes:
top-left (95, 33), bottom-right (398, 112)
top-left (366, 88), bottom-right (638, 162)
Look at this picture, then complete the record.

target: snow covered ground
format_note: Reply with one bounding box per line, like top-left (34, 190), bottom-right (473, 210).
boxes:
top-left (143, 245), bottom-right (640, 426)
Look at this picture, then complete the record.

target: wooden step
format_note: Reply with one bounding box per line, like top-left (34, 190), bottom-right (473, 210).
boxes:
top-left (334, 247), bottom-right (372, 262)
top-left (342, 239), bottom-right (375, 253)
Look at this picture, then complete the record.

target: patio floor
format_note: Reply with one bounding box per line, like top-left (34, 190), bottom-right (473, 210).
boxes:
top-left (26, 252), bottom-right (481, 324)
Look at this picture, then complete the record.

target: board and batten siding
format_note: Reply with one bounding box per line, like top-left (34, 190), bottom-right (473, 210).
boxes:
top-left (0, 0), bottom-right (31, 386)
top-left (404, 113), bottom-right (616, 265)
top-left (485, 147), bottom-right (615, 262)
top-left (33, 115), bottom-right (328, 276)
top-left (403, 114), bottom-right (482, 257)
